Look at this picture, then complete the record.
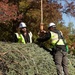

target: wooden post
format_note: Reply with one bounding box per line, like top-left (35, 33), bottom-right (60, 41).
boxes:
top-left (40, 0), bottom-right (44, 31)
top-left (41, 0), bottom-right (43, 24)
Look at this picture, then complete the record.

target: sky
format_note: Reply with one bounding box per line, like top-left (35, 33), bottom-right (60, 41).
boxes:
top-left (60, 0), bottom-right (75, 27)
top-left (62, 13), bottom-right (75, 27)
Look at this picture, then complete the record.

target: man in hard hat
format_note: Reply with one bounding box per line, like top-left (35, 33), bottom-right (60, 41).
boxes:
top-left (37, 22), bottom-right (68, 75)
top-left (13, 22), bottom-right (32, 44)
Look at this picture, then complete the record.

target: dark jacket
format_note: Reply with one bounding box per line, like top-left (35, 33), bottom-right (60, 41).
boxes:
top-left (22, 33), bottom-right (30, 43)
top-left (12, 33), bottom-right (30, 43)
top-left (12, 33), bottom-right (18, 42)
top-left (37, 29), bottom-right (66, 51)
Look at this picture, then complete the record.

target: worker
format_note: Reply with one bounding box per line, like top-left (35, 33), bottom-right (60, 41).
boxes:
top-left (13, 22), bottom-right (32, 44)
top-left (37, 22), bottom-right (68, 75)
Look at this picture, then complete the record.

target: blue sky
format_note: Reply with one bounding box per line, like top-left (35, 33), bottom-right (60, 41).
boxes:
top-left (60, 0), bottom-right (75, 27)
top-left (62, 14), bottom-right (75, 27)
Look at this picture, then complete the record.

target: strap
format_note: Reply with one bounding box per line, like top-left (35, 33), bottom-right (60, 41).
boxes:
top-left (54, 31), bottom-right (61, 46)
top-left (57, 31), bottom-right (69, 52)
top-left (54, 39), bottom-right (60, 46)
top-left (57, 31), bottom-right (65, 44)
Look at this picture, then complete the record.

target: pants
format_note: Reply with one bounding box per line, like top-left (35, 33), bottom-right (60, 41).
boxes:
top-left (54, 50), bottom-right (68, 75)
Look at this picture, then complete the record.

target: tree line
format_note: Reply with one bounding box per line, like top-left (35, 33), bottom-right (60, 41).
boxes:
top-left (0, 0), bottom-right (75, 46)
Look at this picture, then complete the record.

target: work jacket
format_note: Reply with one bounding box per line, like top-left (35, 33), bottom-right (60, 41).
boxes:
top-left (37, 29), bottom-right (66, 51)
top-left (13, 31), bottom-right (33, 44)
top-left (50, 31), bottom-right (65, 46)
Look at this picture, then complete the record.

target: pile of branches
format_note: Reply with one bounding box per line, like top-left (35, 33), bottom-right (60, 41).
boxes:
top-left (0, 42), bottom-right (75, 75)
top-left (0, 42), bottom-right (57, 75)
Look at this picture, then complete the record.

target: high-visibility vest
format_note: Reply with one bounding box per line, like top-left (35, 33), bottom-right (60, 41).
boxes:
top-left (50, 31), bottom-right (65, 46)
top-left (15, 33), bottom-right (26, 44)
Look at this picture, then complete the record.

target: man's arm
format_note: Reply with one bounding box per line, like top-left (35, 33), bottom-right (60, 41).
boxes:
top-left (37, 32), bottom-right (51, 42)
top-left (12, 34), bottom-right (18, 42)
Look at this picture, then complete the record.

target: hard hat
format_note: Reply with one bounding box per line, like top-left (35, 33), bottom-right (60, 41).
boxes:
top-left (48, 22), bottom-right (56, 28)
top-left (19, 22), bottom-right (26, 28)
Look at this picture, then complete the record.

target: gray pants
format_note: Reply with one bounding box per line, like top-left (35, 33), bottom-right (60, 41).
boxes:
top-left (54, 51), bottom-right (68, 75)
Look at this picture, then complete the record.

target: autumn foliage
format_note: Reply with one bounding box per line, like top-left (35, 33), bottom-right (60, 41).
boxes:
top-left (0, 0), bottom-right (22, 23)
top-left (0, 0), bottom-right (75, 46)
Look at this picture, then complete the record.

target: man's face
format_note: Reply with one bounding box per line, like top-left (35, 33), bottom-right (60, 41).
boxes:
top-left (48, 27), bottom-right (53, 31)
top-left (21, 27), bottom-right (27, 32)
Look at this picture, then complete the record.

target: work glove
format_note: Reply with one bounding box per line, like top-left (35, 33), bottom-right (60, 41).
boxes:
top-left (29, 31), bottom-right (33, 43)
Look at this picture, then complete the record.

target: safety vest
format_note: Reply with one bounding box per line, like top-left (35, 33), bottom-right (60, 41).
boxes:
top-left (15, 33), bottom-right (26, 44)
top-left (50, 31), bottom-right (65, 46)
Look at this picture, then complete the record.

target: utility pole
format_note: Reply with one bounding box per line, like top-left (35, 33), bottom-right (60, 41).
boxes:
top-left (41, 0), bottom-right (43, 24)
top-left (40, 0), bottom-right (44, 31)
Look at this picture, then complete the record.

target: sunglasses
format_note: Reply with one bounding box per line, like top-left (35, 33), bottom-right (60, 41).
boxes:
top-left (21, 27), bottom-right (26, 29)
